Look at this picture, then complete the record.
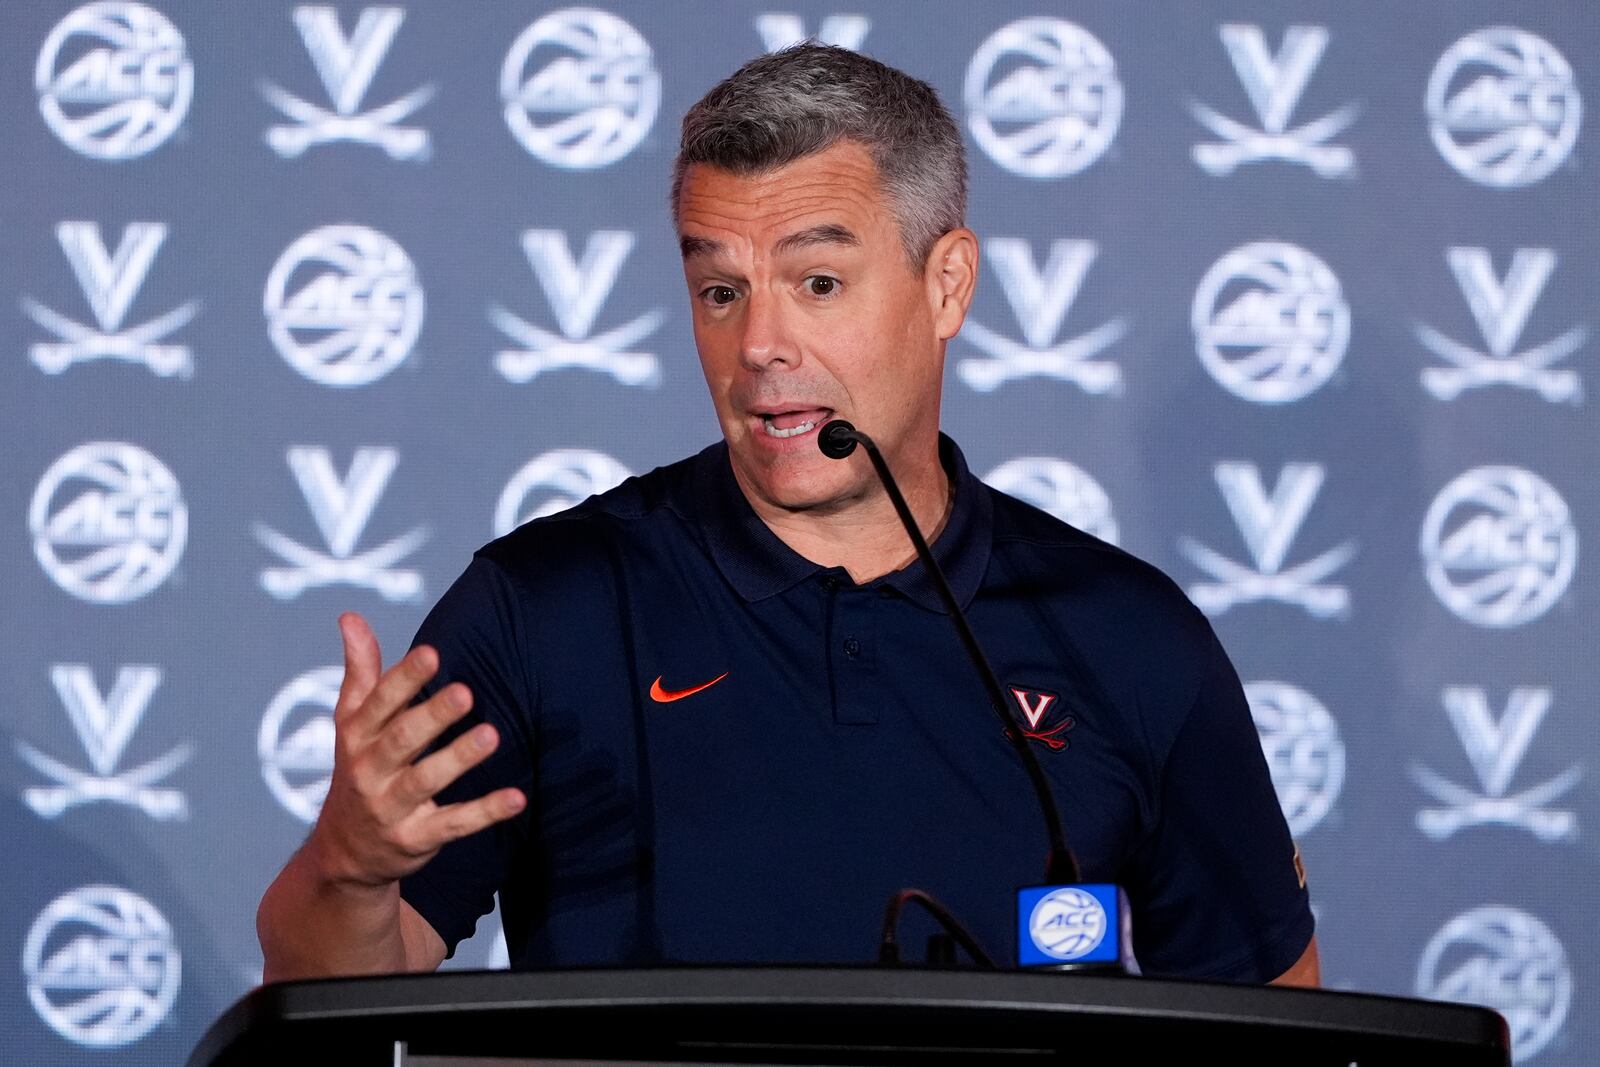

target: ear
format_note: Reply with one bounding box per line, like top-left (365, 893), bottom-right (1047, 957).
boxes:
top-left (924, 228), bottom-right (979, 342)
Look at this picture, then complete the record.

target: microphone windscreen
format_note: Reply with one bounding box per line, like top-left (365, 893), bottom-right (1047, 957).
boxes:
top-left (817, 419), bottom-right (858, 459)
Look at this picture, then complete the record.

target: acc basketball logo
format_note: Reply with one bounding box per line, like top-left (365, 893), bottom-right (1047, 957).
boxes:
top-left (1413, 686), bottom-right (1579, 843)
top-left (1181, 462), bottom-right (1354, 618)
top-left (492, 229), bottom-right (662, 387)
top-left (1192, 242), bottom-right (1349, 404)
top-left (30, 442), bottom-right (187, 604)
top-left (1420, 466), bottom-right (1575, 628)
top-left (501, 8), bottom-right (659, 169)
top-left (256, 446), bottom-right (427, 601)
top-left (262, 5), bottom-right (434, 160)
top-left (1427, 28), bottom-right (1581, 188)
top-left (964, 18), bottom-right (1121, 179)
top-left (1417, 906), bottom-right (1570, 1062)
top-left (23, 885), bottom-right (181, 1048)
top-left (259, 666), bottom-right (342, 822)
top-left (983, 458), bottom-right (1118, 545)
top-left (265, 225), bottom-right (423, 387)
top-left (958, 238), bottom-right (1125, 394)
top-left (1028, 888), bottom-right (1107, 961)
top-left (18, 665), bottom-right (189, 821)
top-left (36, 2), bottom-right (192, 160)
top-left (495, 449), bottom-right (632, 536)
top-left (1416, 247), bottom-right (1585, 404)
top-left (755, 13), bottom-right (869, 53)
top-left (1244, 681), bottom-right (1345, 837)
top-left (24, 221), bottom-right (197, 378)
top-left (1190, 24), bottom-right (1356, 177)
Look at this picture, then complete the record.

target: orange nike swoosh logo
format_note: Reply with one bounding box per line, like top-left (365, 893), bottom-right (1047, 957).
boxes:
top-left (649, 672), bottom-right (729, 703)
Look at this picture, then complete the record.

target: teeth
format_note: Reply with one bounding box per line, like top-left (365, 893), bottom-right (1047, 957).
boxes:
top-left (763, 417), bottom-right (817, 439)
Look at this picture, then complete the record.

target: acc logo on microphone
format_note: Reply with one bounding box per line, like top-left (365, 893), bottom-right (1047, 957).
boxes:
top-left (1416, 906), bottom-right (1570, 1062)
top-left (1027, 887), bottom-right (1107, 962)
top-left (1426, 28), bottom-right (1580, 188)
top-left (1420, 466), bottom-right (1575, 628)
top-left (1244, 682), bottom-right (1345, 837)
top-left (23, 885), bottom-right (181, 1048)
top-left (259, 666), bottom-right (341, 823)
top-left (964, 18), bottom-right (1121, 179)
top-left (495, 449), bottom-right (632, 536)
top-left (1192, 241), bottom-right (1348, 404)
top-left (501, 8), bottom-right (660, 169)
top-left (36, 2), bottom-right (192, 160)
top-left (984, 457), bottom-right (1118, 545)
top-left (30, 442), bottom-right (187, 604)
top-left (264, 225), bottom-right (424, 387)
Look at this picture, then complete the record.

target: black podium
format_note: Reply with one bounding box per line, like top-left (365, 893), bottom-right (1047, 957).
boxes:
top-left (188, 967), bottom-right (1509, 1065)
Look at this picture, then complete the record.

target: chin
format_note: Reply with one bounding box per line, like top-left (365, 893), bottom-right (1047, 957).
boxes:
top-left (732, 441), bottom-right (862, 512)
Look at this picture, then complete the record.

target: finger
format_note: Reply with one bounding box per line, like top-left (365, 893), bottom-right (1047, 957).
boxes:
top-left (392, 719), bottom-right (497, 808)
top-left (335, 612), bottom-right (382, 723)
top-left (413, 788), bottom-right (526, 852)
top-left (374, 683), bottom-right (475, 773)
top-left (349, 642), bottom-right (440, 739)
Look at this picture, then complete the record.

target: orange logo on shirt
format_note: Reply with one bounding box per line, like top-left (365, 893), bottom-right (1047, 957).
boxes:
top-left (649, 672), bottom-right (728, 703)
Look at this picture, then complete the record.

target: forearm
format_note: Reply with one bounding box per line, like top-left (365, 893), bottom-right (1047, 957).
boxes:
top-left (257, 838), bottom-right (417, 982)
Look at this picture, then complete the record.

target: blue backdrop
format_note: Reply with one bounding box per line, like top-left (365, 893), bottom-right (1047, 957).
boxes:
top-left (1, 2), bottom-right (1594, 1063)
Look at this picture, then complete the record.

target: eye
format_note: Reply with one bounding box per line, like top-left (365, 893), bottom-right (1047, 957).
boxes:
top-left (701, 285), bottom-right (739, 306)
top-left (805, 275), bottom-right (839, 297)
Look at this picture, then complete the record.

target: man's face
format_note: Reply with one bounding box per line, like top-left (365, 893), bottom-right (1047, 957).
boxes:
top-left (677, 141), bottom-right (966, 515)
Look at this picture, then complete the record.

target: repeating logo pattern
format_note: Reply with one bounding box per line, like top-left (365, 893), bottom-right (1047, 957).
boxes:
top-left (10, 8), bottom-right (1593, 1060)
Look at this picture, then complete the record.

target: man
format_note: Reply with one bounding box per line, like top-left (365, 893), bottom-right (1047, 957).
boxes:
top-left (258, 44), bottom-right (1319, 987)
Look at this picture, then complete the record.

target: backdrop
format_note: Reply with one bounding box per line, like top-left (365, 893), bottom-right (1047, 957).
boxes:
top-left (1, 1), bottom-right (1594, 1063)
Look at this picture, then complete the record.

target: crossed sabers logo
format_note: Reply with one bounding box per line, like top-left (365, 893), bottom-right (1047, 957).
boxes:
top-left (1416, 247), bottom-right (1586, 403)
top-left (754, 13), bottom-right (869, 52)
top-left (492, 229), bottom-right (662, 387)
top-left (17, 665), bottom-right (188, 820)
top-left (261, 5), bottom-right (432, 160)
top-left (958, 239), bottom-right (1125, 394)
top-left (1005, 687), bottom-right (1074, 750)
top-left (255, 446), bottom-right (427, 601)
top-left (1191, 24), bottom-right (1356, 177)
top-left (1413, 687), bottom-right (1580, 842)
top-left (1181, 462), bottom-right (1355, 618)
top-left (24, 222), bottom-right (196, 378)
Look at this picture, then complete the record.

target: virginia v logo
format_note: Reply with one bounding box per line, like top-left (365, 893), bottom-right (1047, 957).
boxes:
top-left (1413, 687), bottom-right (1580, 842)
top-left (958, 239), bottom-right (1125, 394)
top-left (1181, 462), bottom-right (1355, 618)
top-left (755, 13), bottom-right (869, 52)
top-left (1417, 248), bottom-right (1586, 403)
top-left (24, 222), bottom-right (196, 378)
top-left (492, 229), bottom-right (662, 387)
top-left (255, 446), bottom-right (427, 601)
top-left (17, 665), bottom-right (189, 820)
top-left (1191, 24), bottom-right (1357, 177)
top-left (262, 5), bottom-right (433, 160)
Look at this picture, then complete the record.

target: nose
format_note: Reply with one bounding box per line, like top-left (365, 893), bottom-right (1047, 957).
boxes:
top-left (738, 287), bottom-right (800, 372)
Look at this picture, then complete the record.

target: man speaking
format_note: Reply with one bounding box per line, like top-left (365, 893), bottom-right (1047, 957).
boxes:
top-left (258, 44), bottom-right (1319, 987)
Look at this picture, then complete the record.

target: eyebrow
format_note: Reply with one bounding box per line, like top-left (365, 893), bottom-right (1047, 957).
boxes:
top-left (678, 224), bottom-right (862, 261)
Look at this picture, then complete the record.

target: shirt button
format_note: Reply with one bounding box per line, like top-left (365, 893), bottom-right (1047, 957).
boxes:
top-left (843, 637), bottom-right (862, 659)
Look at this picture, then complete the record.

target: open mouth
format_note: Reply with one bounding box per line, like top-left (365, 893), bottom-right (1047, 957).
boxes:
top-left (757, 408), bottom-right (833, 440)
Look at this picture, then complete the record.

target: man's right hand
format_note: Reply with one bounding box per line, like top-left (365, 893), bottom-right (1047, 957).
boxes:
top-left (258, 611), bottom-right (526, 981)
top-left (306, 611), bottom-right (527, 889)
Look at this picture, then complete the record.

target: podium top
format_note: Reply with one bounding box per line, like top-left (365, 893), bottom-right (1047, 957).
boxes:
top-left (190, 966), bottom-right (1509, 1067)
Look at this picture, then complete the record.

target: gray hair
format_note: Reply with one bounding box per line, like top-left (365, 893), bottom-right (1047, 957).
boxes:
top-left (672, 44), bottom-right (967, 267)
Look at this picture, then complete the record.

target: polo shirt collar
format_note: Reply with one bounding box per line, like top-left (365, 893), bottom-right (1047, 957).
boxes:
top-left (693, 433), bottom-right (992, 613)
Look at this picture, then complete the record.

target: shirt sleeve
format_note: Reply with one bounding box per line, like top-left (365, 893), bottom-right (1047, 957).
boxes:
top-left (1121, 624), bottom-right (1315, 983)
top-left (397, 553), bottom-right (537, 958)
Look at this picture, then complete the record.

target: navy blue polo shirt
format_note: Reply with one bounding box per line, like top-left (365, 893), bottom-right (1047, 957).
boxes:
top-left (399, 434), bottom-right (1313, 982)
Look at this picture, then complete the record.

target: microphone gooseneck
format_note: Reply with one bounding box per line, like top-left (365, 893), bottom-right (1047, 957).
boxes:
top-left (816, 419), bottom-right (1081, 885)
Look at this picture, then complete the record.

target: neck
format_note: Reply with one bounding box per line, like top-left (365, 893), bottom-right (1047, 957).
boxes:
top-left (747, 442), bottom-right (954, 584)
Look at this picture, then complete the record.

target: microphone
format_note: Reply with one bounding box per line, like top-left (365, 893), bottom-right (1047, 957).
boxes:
top-left (818, 419), bottom-right (1132, 972)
